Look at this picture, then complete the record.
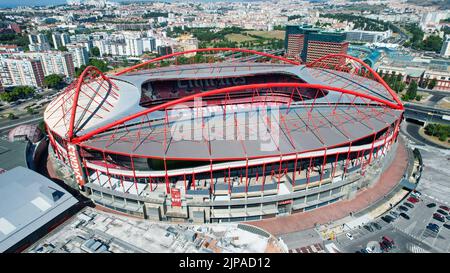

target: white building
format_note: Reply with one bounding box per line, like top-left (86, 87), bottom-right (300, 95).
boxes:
top-left (0, 57), bottom-right (45, 87)
top-left (67, 44), bottom-right (89, 68)
top-left (2, 52), bottom-right (75, 79)
top-left (440, 35), bottom-right (450, 57)
top-left (52, 33), bottom-right (71, 49)
top-left (346, 30), bottom-right (392, 43)
top-left (125, 38), bottom-right (144, 57)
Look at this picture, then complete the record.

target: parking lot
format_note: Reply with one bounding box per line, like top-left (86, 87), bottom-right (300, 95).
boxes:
top-left (333, 191), bottom-right (450, 253)
top-left (392, 195), bottom-right (450, 252)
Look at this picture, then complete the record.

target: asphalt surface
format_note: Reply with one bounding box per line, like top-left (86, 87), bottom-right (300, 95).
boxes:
top-left (404, 122), bottom-right (447, 149)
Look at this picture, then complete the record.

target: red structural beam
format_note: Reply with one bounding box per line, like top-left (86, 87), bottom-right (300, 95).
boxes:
top-left (67, 66), bottom-right (116, 140)
top-left (71, 82), bottom-right (403, 144)
top-left (306, 53), bottom-right (404, 110)
top-left (114, 48), bottom-right (301, 76)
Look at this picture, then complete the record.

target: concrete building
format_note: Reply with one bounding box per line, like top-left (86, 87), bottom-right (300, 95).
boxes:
top-left (28, 43), bottom-right (51, 52)
top-left (52, 33), bottom-right (71, 49)
top-left (440, 35), bottom-right (450, 57)
top-left (67, 44), bottom-right (89, 68)
top-left (175, 35), bottom-right (198, 57)
top-left (125, 38), bottom-right (143, 57)
top-left (142, 37), bottom-right (156, 53)
top-left (285, 25), bottom-right (348, 64)
top-left (0, 57), bottom-right (45, 87)
top-left (28, 33), bottom-right (51, 52)
top-left (346, 30), bottom-right (392, 43)
top-left (1, 52), bottom-right (75, 80)
top-left (0, 167), bottom-right (78, 253)
top-left (28, 33), bottom-right (48, 45)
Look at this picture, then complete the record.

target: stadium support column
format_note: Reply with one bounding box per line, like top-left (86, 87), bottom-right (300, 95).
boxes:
top-left (293, 154), bottom-right (298, 187)
top-left (332, 152), bottom-right (339, 178)
top-left (164, 158), bottom-right (170, 194)
top-left (343, 142), bottom-right (352, 177)
top-left (102, 151), bottom-right (113, 189)
top-left (130, 156), bottom-right (139, 195)
top-left (306, 156), bottom-right (313, 185)
top-left (368, 133), bottom-right (377, 164)
top-left (320, 148), bottom-right (327, 183)
top-left (210, 159), bottom-right (214, 195)
top-left (228, 167), bottom-right (231, 195)
top-left (245, 158), bottom-right (249, 194)
top-left (261, 163), bottom-right (266, 193)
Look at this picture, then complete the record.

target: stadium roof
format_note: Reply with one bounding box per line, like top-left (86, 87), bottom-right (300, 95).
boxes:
top-left (0, 167), bottom-right (78, 252)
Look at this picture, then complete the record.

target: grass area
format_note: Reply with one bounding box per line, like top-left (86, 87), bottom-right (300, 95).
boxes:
top-left (224, 33), bottom-right (258, 43)
top-left (419, 127), bottom-right (450, 149)
top-left (245, 30), bottom-right (285, 40)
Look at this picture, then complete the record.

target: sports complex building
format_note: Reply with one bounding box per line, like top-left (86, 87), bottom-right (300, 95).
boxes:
top-left (43, 48), bottom-right (404, 223)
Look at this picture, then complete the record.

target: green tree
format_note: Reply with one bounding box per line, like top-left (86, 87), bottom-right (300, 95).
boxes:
top-left (8, 113), bottom-right (15, 120)
top-left (406, 80), bottom-right (418, 100)
top-left (90, 46), bottom-right (100, 57)
top-left (428, 78), bottom-right (438, 89)
top-left (43, 74), bottom-right (64, 89)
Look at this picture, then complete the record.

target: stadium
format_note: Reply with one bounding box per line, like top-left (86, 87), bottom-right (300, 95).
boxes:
top-left (44, 48), bottom-right (404, 223)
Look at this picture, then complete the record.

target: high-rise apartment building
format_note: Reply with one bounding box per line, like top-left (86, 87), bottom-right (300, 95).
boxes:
top-left (0, 57), bottom-right (45, 87)
top-left (285, 25), bottom-right (348, 64)
top-left (52, 32), bottom-right (71, 49)
top-left (67, 43), bottom-right (89, 68)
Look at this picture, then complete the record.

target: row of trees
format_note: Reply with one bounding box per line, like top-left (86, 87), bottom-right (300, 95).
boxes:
top-left (424, 123), bottom-right (450, 142)
top-left (75, 59), bottom-right (109, 77)
top-left (0, 86), bottom-right (35, 103)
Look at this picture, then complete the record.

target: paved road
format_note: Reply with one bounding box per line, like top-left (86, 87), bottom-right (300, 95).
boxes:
top-left (404, 104), bottom-right (450, 126)
top-left (404, 123), bottom-right (446, 149)
top-left (0, 115), bottom-right (43, 132)
top-left (427, 95), bottom-right (445, 106)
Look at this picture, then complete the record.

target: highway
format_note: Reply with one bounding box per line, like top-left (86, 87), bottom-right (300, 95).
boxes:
top-left (403, 103), bottom-right (450, 126)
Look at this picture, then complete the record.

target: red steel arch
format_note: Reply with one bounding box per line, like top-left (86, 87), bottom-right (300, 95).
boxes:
top-left (67, 66), bottom-right (118, 140)
top-left (306, 53), bottom-right (404, 109)
top-left (115, 47), bottom-right (301, 76)
top-left (71, 82), bottom-right (403, 144)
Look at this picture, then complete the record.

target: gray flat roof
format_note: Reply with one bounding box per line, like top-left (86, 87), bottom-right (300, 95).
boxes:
top-left (0, 167), bottom-right (78, 252)
top-left (83, 104), bottom-right (401, 160)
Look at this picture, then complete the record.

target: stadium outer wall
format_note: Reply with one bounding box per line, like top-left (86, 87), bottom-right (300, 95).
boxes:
top-left (44, 48), bottom-right (404, 223)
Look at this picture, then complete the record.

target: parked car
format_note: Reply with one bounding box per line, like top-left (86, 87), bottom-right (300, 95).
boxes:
top-left (382, 236), bottom-right (395, 247)
top-left (427, 223), bottom-right (440, 233)
top-left (433, 213), bottom-right (445, 222)
top-left (412, 190), bottom-right (422, 198)
top-left (346, 233), bottom-right (354, 240)
top-left (399, 212), bottom-right (410, 220)
top-left (437, 209), bottom-right (449, 216)
top-left (443, 223), bottom-right (450, 230)
top-left (407, 196), bottom-right (420, 203)
top-left (379, 241), bottom-right (389, 252)
top-left (439, 205), bottom-right (450, 211)
top-left (404, 202), bottom-right (414, 209)
top-left (390, 211), bottom-right (399, 219)
top-left (427, 203), bottom-right (437, 208)
top-left (398, 205), bottom-right (409, 212)
top-left (364, 225), bottom-right (374, 232)
top-left (382, 216), bottom-right (394, 223)
top-left (365, 247), bottom-right (373, 253)
top-left (372, 222), bottom-right (382, 230)
top-left (446, 215), bottom-right (450, 221)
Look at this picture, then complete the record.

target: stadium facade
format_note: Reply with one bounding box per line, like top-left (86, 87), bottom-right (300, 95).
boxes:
top-left (44, 48), bottom-right (404, 223)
